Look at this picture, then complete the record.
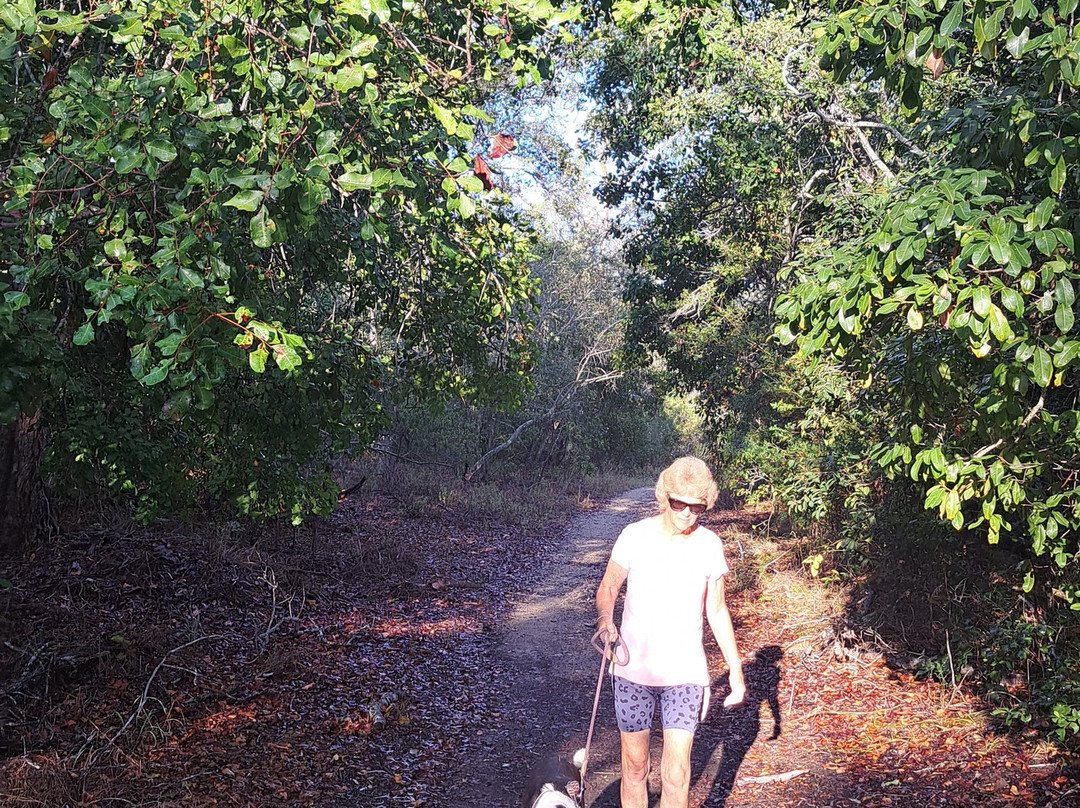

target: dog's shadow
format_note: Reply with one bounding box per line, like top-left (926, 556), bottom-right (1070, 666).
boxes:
top-left (587, 645), bottom-right (783, 808)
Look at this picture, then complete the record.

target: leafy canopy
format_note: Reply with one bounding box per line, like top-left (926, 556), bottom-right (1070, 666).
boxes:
top-left (0, 0), bottom-right (579, 518)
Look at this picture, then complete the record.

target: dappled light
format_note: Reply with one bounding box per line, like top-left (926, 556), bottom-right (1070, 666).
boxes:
top-left (3, 0), bottom-right (1080, 805)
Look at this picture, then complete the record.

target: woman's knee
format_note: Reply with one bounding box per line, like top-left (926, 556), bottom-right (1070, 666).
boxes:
top-left (660, 754), bottom-right (690, 789)
top-left (621, 733), bottom-right (651, 783)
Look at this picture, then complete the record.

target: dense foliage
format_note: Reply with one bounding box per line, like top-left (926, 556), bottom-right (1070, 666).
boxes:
top-left (1, 0), bottom-right (577, 519)
top-left (583, 0), bottom-right (1080, 740)
top-left (773, 0), bottom-right (1080, 738)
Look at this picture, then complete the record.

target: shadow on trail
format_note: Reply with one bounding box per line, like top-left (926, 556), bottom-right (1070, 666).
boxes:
top-left (585, 645), bottom-right (783, 808)
top-left (694, 644), bottom-right (783, 806)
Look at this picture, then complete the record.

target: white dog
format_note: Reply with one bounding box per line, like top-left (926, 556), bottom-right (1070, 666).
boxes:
top-left (520, 748), bottom-right (586, 808)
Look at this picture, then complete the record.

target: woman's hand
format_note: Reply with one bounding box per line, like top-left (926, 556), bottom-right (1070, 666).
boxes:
top-left (723, 666), bottom-right (746, 707)
top-left (596, 615), bottom-right (619, 645)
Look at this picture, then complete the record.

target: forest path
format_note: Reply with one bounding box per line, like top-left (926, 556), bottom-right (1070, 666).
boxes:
top-left (444, 489), bottom-right (1073, 808)
top-left (445, 486), bottom-right (655, 807)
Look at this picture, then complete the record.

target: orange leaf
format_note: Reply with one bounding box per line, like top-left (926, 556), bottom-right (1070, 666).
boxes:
top-left (473, 155), bottom-right (494, 191)
top-left (925, 48), bottom-right (944, 81)
top-left (488, 133), bottom-right (516, 159)
top-left (41, 65), bottom-right (59, 94)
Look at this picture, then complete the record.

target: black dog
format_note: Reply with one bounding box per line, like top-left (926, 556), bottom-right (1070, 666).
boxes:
top-left (520, 748), bottom-right (585, 808)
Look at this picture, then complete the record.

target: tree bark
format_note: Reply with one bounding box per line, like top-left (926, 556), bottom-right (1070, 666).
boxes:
top-left (0, 411), bottom-right (47, 555)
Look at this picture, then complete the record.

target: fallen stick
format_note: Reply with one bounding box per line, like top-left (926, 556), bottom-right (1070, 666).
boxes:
top-left (737, 769), bottom-right (809, 786)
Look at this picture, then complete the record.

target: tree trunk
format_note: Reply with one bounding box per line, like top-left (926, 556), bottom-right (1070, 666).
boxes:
top-left (0, 411), bottom-right (48, 555)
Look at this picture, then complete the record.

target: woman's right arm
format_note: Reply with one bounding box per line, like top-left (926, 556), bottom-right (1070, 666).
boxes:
top-left (595, 557), bottom-right (629, 642)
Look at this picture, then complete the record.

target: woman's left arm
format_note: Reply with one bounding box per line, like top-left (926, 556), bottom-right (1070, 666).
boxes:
top-left (705, 575), bottom-right (745, 706)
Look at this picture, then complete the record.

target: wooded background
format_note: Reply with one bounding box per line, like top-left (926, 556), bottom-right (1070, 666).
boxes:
top-left (3, 0), bottom-right (1079, 744)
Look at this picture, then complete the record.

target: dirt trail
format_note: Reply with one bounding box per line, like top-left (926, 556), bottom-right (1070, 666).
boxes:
top-left (444, 489), bottom-right (1075, 808)
top-left (446, 487), bottom-right (654, 807)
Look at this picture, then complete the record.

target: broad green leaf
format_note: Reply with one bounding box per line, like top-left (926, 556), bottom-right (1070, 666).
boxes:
top-left (273, 345), bottom-right (302, 372)
top-left (338, 171), bottom-right (375, 192)
top-left (1056, 303), bottom-right (1075, 333)
top-left (987, 304), bottom-right (1012, 341)
top-left (112, 142), bottom-right (144, 174)
top-left (1034, 229), bottom-right (1057, 255)
top-left (1001, 288), bottom-right (1024, 315)
top-left (73, 321), bottom-right (94, 345)
top-left (4, 291), bottom-right (29, 311)
top-left (1054, 277), bottom-right (1075, 308)
top-left (1033, 346), bottom-right (1053, 386)
top-left (457, 192), bottom-right (476, 219)
top-left (838, 307), bottom-right (858, 334)
top-left (430, 101), bottom-right (458, 136)
top-left (155, 333), bottom-right (184, 356)
top-left (223, 190), bottom-right (264, 211)
top-left (1006, 26), bottom-right (1030, 58)
top-left (973, 286), bottom-right (991, 316)
top-left (145, 139), bottom-right (177, 162)
top-left (250, 205), bottom-right (276, 248)
top-left (940, 0), bottom-right (963, 34)
top-left (1050, 157), bottom-right (1067, 193)
top-left (907, 306), bottom-right (924, 330)
top-left (988, 234), bottom-right (1010, 266)
top-left (141, 359), bottom-right (172, 386)
top-left (104, 238), bottom-right (126, 260)
top-left (177, 264), bottom-right (204, 289)
top-left (249, 344), bottom-right (268, 373)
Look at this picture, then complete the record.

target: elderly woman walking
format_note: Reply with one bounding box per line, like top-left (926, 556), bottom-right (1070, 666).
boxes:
top-left (595, 457), bottom-right (745, 808)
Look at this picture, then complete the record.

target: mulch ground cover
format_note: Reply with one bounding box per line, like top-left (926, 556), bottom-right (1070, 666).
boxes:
top-left (1, 494), bottom-right (1077, 807)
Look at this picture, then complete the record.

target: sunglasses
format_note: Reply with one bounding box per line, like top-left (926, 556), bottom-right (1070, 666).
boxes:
top-left (668, 496), bottom-right (706, 515)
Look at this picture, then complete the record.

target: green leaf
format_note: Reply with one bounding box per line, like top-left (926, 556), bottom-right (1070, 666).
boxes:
top-left (430, 101), bottom-right (458, 136)
top-left (1006, 26), bottom-right (1030, 58)
top-left (145, 139), bottom-right (178, 162)
top-left (273, 345), bottom-right (302, 372)
top-left (155, 333), bottom-right (183, 357)
top-left (988, 234), bottom-right (1011, 266)
top-left (249, 344), bottom-right (268, 373)
top-left (250, 205), bottom-right (276, 248)
top-left (972, 286), bottom-right (991, 317)
top-left (1034, 229), bottom-right (1058, 256)
top-left (838, 307), bottom-right (858, 334)
top-left (457, 192), bottom-right (476, 219)
top-left (104, 238), bottom-right (126, 260)
top-left (940, 0), bottom-right (964, 34)
top-left (112, 142), bottom-right (144, 174)
top-left (223, 189), bottom-right (265, 211)
top-left (1050, 157), bottom-right (1067, 193)
top-left (1001, 288), bottom-right (1024, 315)
top-left (1056, 303), bottom-right (1075, 333)
top-left (338, 0), bottom-right (391, 22)
top-left (73, 321), bottom-right (94, 345)
top-left (141, 359), bottom-right (173, 386)
top-left (177, 264), bottom-right (204, 289)
top-left (907, 306), bottom-right (924, 330)
top-left (987, 304), bottom-right (1012, 341)
top-left (1033, 347), bottom-right (1053, 386)
top-left (338, 171), bottom-right (375, 192)
top-left (1055, 277), bottom-right (1075, 308)
top-left (4, 291), bottom-right (29, 311)
top-left (36, 234), bottom-right (53, 250)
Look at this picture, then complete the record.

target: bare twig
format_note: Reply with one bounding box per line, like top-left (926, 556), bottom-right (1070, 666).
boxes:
top-left (81, 634), bottom-right (222, 763)
top-left (737, 769), bottom-right (809, 785)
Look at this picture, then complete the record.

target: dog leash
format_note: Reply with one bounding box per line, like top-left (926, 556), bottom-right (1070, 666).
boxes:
top-left (581, 628), bottom-right (629, 798)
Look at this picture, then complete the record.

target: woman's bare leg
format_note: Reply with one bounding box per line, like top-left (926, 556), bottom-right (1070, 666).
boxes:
top-left (657, 728), bottom-right (694, 808)
top-left (620, 730), bottom-right (651, 808)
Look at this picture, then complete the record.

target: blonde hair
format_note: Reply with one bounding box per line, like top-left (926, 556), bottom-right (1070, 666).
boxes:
top-left (655, 456), bottom-right (718, 510)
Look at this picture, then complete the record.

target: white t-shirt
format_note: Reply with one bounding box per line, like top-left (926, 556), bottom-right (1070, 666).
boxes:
top-left (610, 517), bottom-right (729, 687)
